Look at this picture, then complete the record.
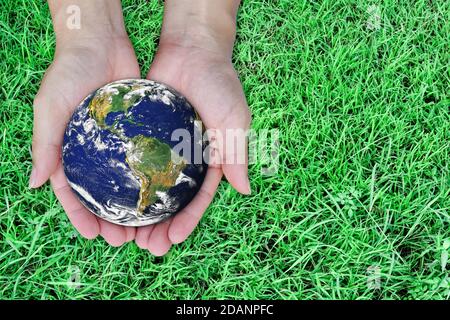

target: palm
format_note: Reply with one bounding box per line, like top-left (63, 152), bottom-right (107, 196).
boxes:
top-left (32, 38), bottom-right (140, 245)
top-left (133, 45), bottom-right (251, 255)
top-left (148, 46), bottom-right (249, 130)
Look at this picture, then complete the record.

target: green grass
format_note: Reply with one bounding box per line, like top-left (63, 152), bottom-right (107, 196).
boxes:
top-left (0, 0), bottom-right (449, 299)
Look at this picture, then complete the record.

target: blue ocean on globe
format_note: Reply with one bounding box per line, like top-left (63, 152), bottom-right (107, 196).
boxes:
top-left (62, 79), bottom-right (208, 226)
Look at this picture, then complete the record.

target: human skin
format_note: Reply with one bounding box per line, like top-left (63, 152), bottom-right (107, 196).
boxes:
top-left (31, 0), bottom-right (251, 256)
top-left (136, 0), bottom-right (251, 255)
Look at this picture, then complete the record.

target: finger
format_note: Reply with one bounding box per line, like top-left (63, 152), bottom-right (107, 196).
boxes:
top-left (31, 94), bottom-right (69, 188)
top-left (147, 219), bottom-right (172, 256)
top-left (125, 227), bottom-right (137, 242)
top-left (99, 219), bottom-right (128, 247)
top-left (50, 164), bottom-right (100, 239)
top-left (218, 113), bottom-right (251, 195)
top-left (135, 225), bottom-right (155, 249)
top-left (222, 164), bottom-right (250, 194)
top-left (168, 166), bottom-right (222, 244)
top-left (221, 136), bottom-right (250, 194)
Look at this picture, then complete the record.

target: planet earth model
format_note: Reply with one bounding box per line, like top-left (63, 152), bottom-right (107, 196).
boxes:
top-left (62, 79), bottom-right (207, 226)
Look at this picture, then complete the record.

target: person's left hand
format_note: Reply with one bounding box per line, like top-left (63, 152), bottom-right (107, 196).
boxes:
top-left (134, 39), bottom-right (252, 256)
top-left (31, 35), bottom-right (141, 247)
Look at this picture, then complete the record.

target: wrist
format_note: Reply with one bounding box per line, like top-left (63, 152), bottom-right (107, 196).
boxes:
top-left (159, 0), bottom-right (240, 59)
top-left (48, 0), bottom-right (128, 50)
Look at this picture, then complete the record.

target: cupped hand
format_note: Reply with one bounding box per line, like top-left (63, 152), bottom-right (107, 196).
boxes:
top-left (31, 35), bottom-right (141, 246)
top-left (134, 40), bottom-right (252, 255)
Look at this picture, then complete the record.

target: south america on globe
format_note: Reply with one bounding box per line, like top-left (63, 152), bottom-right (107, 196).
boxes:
top-left (62, 79), bottom-right (208, 226)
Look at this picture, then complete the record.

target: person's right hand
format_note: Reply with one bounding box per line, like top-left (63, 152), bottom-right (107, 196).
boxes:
top-left (31, 34), bottom-right (141, 246)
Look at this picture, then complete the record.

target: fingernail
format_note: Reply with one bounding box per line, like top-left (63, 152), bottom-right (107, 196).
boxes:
top-left (29, 167), bottom-right (37, 188)
top-left (245, 177), bottom-right (251, 195)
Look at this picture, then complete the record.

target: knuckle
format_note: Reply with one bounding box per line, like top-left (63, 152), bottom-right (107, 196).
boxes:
top-left (31, 136), bottom-right (61, 158)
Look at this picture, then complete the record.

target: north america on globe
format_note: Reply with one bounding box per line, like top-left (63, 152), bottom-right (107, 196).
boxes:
top-left (62, 79), bottom-right (208, 226)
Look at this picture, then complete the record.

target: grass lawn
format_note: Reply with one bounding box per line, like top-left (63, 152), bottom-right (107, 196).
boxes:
top-left (0, 0), bottom-right (449, 299)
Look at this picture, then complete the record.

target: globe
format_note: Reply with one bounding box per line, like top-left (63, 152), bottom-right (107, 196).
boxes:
top-left (62, 79), bottom-right (208, 226)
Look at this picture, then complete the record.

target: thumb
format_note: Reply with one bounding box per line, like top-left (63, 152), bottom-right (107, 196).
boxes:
top-left (30, 94), bottom-right (69, 188)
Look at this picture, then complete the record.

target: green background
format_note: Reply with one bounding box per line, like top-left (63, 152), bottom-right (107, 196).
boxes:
top-left (0, 0), bottom-right (449, 299)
